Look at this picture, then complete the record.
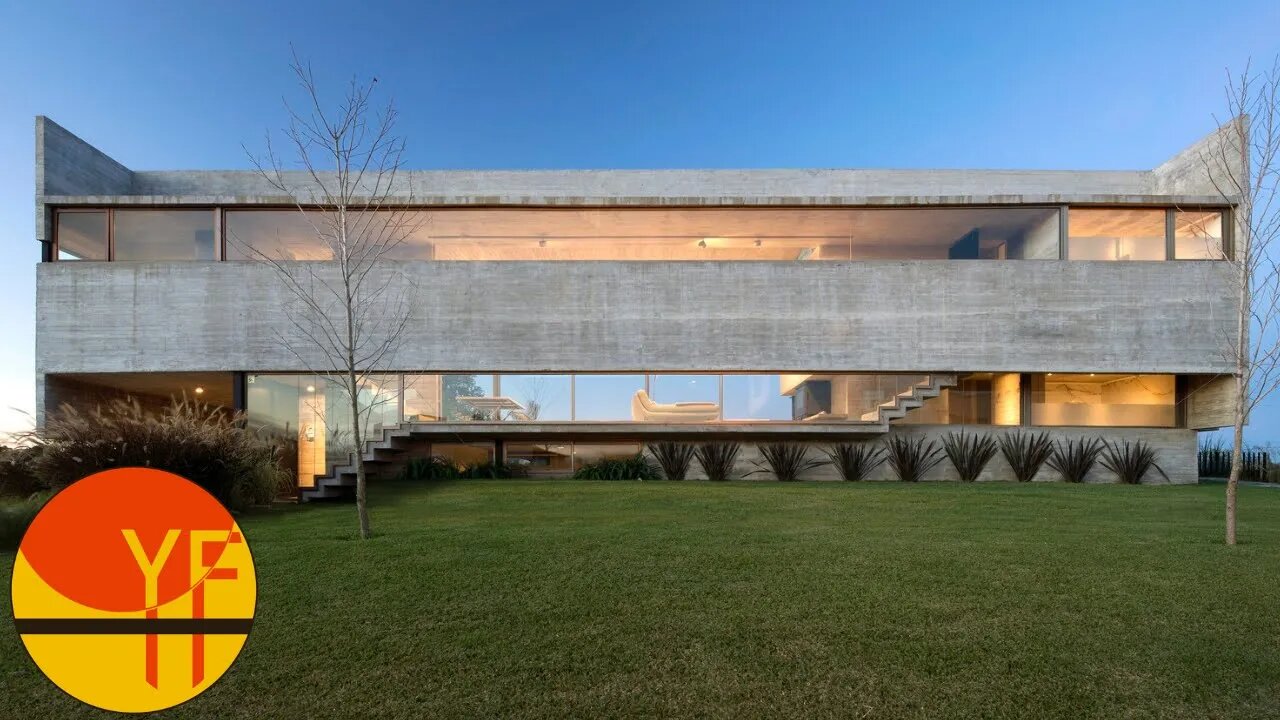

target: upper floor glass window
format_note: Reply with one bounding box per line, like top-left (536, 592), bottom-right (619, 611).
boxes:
top-left (55, 210), bottom-right (108, 260)
top-left (223, 207), bottom-right (1062, 262)
top-left (113, 210), bottom-right (216, 261)
top-left (1174, 210), bottom-right (1226, 259)
top-left (1068, 208), bottom-right (1166, 261)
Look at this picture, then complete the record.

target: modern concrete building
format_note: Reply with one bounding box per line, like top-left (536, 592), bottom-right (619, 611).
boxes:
top-left (34, 116), bottom-right (1238, 498)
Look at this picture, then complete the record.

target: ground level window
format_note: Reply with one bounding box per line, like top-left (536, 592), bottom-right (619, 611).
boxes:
top-left (1029, 373), bottom-right (1175, 427)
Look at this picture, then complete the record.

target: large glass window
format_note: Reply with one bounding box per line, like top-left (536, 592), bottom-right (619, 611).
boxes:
top-left (56, 210), bottom-right (109, 260)
top-left (1174, 210), bottom-right (1226, 260)
top-left (225, 209), bottom-right (435, 261)
top-left (403, 374), bottom-right (441, 421)
top-left (574, 374), bottom-right (647, 421)
top-left (1030, 373), bottom-right (1175, 427)
top-left (224, 207), bottom-right (1062, 262)
top-left (441, 374), bottom-right (495, 421)
top-left (1068, 208), bottom-right (1166, 261)
top-left (498, 374), bottom-right (572, 421)
top-left (722, 375), bottom-right (792, 421)
top-left (113, 210), bottom-right (216, 261)
top-left (891, 373), bottom-right (1020, 425)
top-left (507, 442), bottom-right (573, 475)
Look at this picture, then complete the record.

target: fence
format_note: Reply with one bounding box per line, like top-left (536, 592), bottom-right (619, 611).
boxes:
top-left (1198, 447), bottom-right (1272, 482)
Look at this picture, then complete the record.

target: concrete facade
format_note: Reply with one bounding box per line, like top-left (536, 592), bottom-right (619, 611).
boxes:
top-left (37, 259), bottom-right (1235, 377)
top-left (30, 116), bottom-right (1241, 492)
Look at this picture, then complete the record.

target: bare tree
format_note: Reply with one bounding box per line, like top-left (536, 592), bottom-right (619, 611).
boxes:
top-left (1200, 57), bottom-right (1280, 545)
top-left (241, 53), bottom-right (420, 538)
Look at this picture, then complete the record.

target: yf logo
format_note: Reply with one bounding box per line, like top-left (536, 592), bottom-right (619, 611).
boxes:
top-left (11, 468), bottom-right (256, 713)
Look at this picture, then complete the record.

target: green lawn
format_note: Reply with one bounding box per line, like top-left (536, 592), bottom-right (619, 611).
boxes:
top-left (3, 481), bottom-right (1280, 718)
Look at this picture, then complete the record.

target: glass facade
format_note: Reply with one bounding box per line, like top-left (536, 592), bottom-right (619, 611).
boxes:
top-left (249, 371), bottom-right (1183, 435)
top-left (54, 205), bottom-right (1234, 263)
top-left (244, 370), bottom-right (1183, 481)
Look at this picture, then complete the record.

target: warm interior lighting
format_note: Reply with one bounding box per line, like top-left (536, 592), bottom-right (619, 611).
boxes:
top-left (1047, 373), bottom-right (1053, 376)
top-left (306, 385), bottom-right (316, 393)
top-left (193, 386), bottom-right (204, 395)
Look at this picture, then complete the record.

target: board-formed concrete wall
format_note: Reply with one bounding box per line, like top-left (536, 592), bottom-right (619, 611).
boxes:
top-left (652, 425), bottom-right (1198, 484)
top-left (37, 259), bottom-right (1234, 379)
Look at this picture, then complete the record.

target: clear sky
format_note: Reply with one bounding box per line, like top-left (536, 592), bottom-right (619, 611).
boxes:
top-left (2, 1), bottom-right (1279, 441)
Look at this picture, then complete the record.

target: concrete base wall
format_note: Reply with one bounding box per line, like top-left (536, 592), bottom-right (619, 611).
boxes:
top-left (652, 425), bottom-right (1198, 484)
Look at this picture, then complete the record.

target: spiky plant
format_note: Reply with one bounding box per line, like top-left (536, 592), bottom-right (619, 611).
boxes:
top-left (1047, 437), bottom-right (1104, 483)
top-left (941, 431), bottom-right (999, 482)
top-left (998, 430), bottom-right (1055, 483)
top-left (822, 442), bottom-right (886, 482)
top-left (884, 435), bottom-right (944, 483)
top-left (647, 441), bottom-right (697, 481)
top-left (695, 442), bottom-right (742, 482)
top-left (1100, 440), bottom-right (1169, 485)
top-left (754, 442), bottom-right (826, 481)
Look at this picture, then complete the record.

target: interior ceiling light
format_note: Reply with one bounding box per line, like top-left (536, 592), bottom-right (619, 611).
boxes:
top-left (194, 386), bottom-right (204, 395)
top-left (306, 385), bottom-right (316, 393)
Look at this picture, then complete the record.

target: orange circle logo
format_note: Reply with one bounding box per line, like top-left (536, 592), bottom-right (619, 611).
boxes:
top-left (10, 468), bottom-right (256, 713)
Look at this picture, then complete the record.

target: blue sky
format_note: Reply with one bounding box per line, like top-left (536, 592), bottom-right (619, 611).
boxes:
top-left (1, 1), bottom-right (1278, 440)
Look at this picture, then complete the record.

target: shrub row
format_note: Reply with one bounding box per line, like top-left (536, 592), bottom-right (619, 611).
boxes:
top-left (398, 456), bottom-right (531, 481)
top-left (639, 433), bottom-right (1169, 484)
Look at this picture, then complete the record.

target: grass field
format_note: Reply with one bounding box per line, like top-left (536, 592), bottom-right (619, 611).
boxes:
top-left (2, 480), bottom-right (1279, 718)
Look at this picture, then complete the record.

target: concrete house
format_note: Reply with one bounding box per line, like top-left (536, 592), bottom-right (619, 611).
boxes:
top-left (34, 117), bottom-right (1238, 498)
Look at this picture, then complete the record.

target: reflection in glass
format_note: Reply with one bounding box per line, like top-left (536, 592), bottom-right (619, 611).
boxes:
top-left (56, 211), bottom-right (109, 260)
top-left (1174, 211), bottom-right (1226, 259)
top-left (575, 375), bottom-right (647, 421)
top-left (573, 442), bottom-right (643, 468)
top-left (114, 210), bottom-right (216, 261)
top-left (431, 442), bottom-right (493, 467)
top-left (442, 374), bottom-right (494, 421)
top-left (722, 375), bottom-right (792, 421)
top-left (499, 375), bottom-right (571, 421)
top-left (225, 210), bottom-right (435, 261)
top-left (402, 374), bottom-right (441, 421)
top-left (507, 442), bottom-right (573, 475)
top-left (1068, 208), bottom-right (1166, 261)
top-left (1030, 373), bottom-right (1175, 427)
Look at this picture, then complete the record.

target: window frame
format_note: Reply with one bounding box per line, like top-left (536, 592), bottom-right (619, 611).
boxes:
top-left (1064, 204), bottom-right (1233, 262)
top-left (52, 206), bottom-right (221, 262)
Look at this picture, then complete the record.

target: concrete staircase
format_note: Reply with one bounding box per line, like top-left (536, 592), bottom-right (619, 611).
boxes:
top-left (300, 373), bottom-right (959, 502)
top-left (859, 374), bottom-right (958, 424)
